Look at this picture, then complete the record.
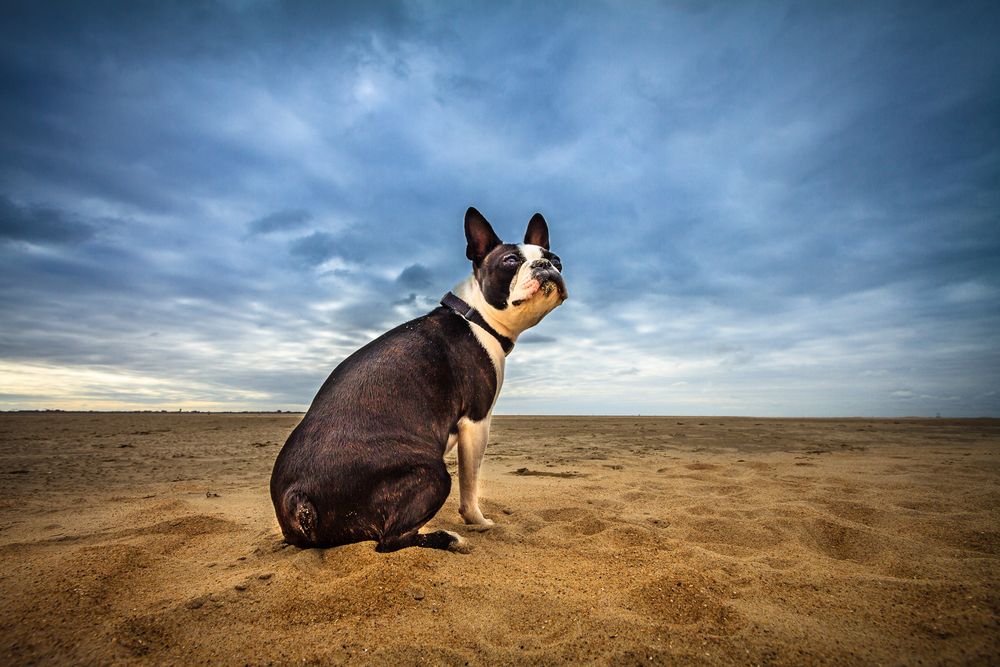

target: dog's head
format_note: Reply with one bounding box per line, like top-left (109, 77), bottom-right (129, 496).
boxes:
top-left (464, 207), bottom-right (566, 330)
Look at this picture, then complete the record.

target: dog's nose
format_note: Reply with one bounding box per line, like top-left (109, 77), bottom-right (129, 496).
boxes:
top-left (530, 259), bottom-right (551, 269)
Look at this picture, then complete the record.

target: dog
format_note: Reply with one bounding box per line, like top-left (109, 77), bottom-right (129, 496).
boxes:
top-left (269, 207), bottom-right (566, 553)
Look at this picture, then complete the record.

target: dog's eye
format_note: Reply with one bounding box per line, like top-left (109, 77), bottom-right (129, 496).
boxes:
top-left (503, 253), bottom-right (521, 265)
top-left (549, 254), bottom-right (562, 271)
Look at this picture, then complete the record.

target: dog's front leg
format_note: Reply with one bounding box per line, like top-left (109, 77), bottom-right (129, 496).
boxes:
top-left (457, 416), bottom-right (494, 529)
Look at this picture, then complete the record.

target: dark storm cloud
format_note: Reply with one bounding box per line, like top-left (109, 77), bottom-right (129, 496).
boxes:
top-left (0, 1), bottom-right (998, 415)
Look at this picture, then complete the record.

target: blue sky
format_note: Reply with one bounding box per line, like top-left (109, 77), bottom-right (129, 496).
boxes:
top-left (1, 1), bottom-right (998, 416)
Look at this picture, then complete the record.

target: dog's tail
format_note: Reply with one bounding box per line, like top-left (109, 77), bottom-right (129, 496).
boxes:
top-left (281, 488), bottom-right (320, 547)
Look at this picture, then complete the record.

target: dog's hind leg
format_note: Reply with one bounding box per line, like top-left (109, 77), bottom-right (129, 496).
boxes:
top-left (373, 462), bottom-right (468, 553)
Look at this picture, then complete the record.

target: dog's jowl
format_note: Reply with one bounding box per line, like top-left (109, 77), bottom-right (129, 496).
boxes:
top-left (269, 208), bottom-right (567, 553)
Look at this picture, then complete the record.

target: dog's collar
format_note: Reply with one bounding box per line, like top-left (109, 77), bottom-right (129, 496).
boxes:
top-left (441, 292), bottom-right (514, 355)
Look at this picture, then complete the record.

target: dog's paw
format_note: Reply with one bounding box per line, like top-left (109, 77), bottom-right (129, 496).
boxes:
top-left (465, 518), bottom-right (495, 532)
top-left (459, 506), bottom-right (495, 529)
top-left (444, 530), bottom-right (471, 554)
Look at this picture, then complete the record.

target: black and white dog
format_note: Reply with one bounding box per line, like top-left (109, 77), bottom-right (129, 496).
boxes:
top-left (270, 207), bottom-right (566, 553)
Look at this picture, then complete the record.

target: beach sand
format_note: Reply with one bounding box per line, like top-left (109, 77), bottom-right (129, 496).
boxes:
top-left (0, 413), bottom-right (997, 665)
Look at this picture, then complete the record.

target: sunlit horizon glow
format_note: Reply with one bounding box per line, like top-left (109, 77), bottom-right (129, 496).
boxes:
top-left (1, 2), bottom-right (998, 417)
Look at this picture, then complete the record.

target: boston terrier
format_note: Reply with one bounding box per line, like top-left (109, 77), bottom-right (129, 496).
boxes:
top-left (269, 207), bottom-right (566, 553)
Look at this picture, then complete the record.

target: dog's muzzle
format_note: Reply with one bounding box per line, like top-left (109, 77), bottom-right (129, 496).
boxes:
top-left (530, 262), bottom-right (567, 300)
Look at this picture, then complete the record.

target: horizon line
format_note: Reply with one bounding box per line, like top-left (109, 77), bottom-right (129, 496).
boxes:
top-left (2, 409), bottom-right (997, 421)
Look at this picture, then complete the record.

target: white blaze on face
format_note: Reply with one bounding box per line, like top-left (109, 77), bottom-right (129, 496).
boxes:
top-left (508, 244), bottom-right (545, 304)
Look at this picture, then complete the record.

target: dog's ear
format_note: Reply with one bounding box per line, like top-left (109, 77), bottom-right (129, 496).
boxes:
top-left (524, 212), bottom-right (549, 250)
top-left (465, 207), bottom-right (502, 264)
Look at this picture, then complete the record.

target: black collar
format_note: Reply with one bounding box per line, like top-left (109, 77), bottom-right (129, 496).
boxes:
top-left (441, 292), bottom-right (514, 355)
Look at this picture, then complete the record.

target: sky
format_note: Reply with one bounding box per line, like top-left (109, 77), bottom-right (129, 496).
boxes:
top-left (1, 1), bottom-right (998, 416)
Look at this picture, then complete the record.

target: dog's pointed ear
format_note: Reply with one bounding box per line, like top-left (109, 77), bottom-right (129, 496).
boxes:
top-left (524, 212), bottom-right (549, 250)
top-left (465, 207), bottom-right (501, 264)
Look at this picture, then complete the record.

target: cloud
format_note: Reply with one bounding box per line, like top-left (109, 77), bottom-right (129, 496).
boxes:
top-left (0, 196), bottom-right (95, 245)
top-left (392, 293), bottom-right (418, 307)
top-left (287, 231), bottom-right (349, 267)
top-left (247, 209), bottom-right (312, 235)
top-left (396, 263), bottom-right (433, 289)
top-left (520, 334), bottom-right (557, 345)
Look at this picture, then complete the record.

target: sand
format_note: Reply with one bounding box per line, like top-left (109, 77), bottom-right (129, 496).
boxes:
top-left (0, 413), bottom-right (997, 665)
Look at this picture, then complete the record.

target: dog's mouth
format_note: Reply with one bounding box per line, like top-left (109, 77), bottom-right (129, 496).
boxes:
top-left (512, 270), bottom-right (567, 306)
